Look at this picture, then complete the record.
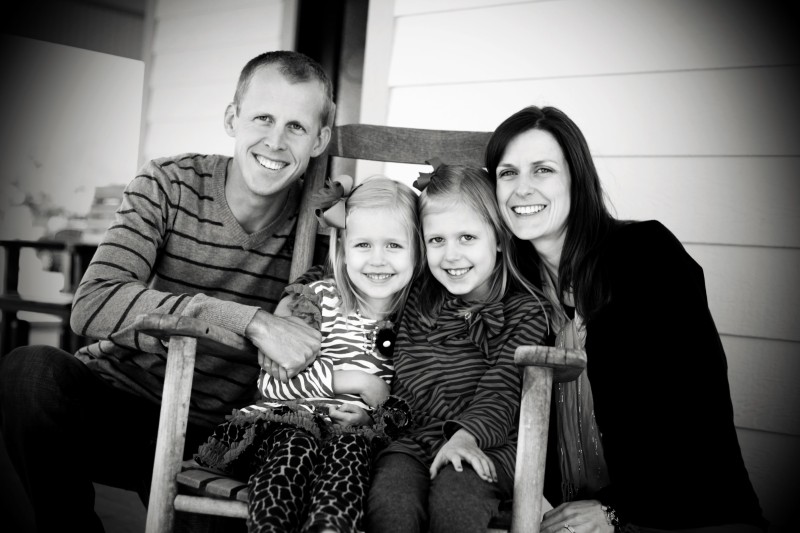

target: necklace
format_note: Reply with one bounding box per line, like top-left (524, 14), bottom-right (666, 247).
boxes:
top-left (355, 309), bottom-right (397, 356)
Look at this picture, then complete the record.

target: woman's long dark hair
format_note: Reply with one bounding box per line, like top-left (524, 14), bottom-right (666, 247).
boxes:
top-left (485, 106), bottom-right (622, 320)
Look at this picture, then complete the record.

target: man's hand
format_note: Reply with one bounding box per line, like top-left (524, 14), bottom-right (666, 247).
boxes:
top-left (246, 310), bottom-right (320, 381)
top-left (429, 429), bottom-right (497, 483)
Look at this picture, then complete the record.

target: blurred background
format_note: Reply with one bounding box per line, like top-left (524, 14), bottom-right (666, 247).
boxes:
top-left (0, 0), bottom-right (798, 531)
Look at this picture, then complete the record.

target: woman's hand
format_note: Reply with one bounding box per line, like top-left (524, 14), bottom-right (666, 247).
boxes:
top-left (540, 500), bottom-right (613, 533)
top-left (429, 429), bottom-right (497, 483)
top-left (328, 403), bottom-right (372, 426)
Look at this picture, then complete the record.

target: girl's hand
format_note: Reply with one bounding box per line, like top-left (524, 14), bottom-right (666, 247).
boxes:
top-left (429, 429), bottom-right (497, 483)
top-left (540, 500), bottom-right (612, 533)
top-left (333, 370), bottom-right (390, 407)
top-left (328, 403), bottom-right (372, 426)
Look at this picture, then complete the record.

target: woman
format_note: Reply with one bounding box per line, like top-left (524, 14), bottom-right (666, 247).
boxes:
top-left (485, 106), bottom-right (766, 532)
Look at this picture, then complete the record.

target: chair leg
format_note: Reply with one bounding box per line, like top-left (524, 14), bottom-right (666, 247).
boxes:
top-left (510, 366), bottom-right (553, 533)
top-left (146, 336), bottom-right (198, 533)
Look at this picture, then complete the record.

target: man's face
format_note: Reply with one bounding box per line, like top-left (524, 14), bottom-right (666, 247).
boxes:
top-left (225, 65), bottom-right (331, 199)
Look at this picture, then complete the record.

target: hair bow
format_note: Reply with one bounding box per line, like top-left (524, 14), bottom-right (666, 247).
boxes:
top-left (312, 174), bottom-right (355, 230)
top-left (413, 157), bottom-right (444, 192)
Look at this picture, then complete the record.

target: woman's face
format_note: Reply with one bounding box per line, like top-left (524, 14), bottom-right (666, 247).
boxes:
top-left (494, 128), bottom-right (571, 254)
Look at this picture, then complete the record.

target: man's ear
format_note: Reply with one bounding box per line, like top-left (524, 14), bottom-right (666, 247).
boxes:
top-left (223, 103), bottom-right (237, 138)
top-left (311, 125), bottom-right (332, 157)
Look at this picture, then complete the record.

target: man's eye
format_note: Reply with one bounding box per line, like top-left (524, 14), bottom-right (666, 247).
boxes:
top-left (288, 123), bottom-right (307, 134)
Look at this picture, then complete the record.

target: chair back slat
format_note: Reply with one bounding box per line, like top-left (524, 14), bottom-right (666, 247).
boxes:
top-left (331, 124), bottom-right (491, 166)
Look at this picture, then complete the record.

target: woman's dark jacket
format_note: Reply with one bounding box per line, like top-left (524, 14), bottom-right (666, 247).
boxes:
top-left (525, 220), bottom-right (765, 530)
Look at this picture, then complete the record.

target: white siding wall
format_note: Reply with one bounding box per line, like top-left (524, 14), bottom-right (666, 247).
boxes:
top-left (363, 0), bottom-right (799, 528)
top-left (140, 0), bottom-right (297, 164)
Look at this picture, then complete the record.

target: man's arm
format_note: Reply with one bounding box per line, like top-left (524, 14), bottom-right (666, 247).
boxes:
top-left (71, 158), bottom-right (266, 354)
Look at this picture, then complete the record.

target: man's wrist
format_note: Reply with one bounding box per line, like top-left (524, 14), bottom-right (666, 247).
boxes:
top-left (245, 309), bottom-right (271, 340)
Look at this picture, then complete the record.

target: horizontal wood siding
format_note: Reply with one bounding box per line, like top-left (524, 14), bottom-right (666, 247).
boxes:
top-left (365, 0), bottom-right (800, 526)
top-left (141, 0), bottom-right (291, 163)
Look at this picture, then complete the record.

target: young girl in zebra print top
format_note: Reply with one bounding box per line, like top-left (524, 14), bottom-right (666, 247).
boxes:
top-left (365, 162), bottom-right (550, 533)
top-left (195, 175), bottom-right (423, 533)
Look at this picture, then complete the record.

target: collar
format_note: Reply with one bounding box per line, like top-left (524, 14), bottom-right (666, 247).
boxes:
top-left (427, 297), bottom-right (505, 355)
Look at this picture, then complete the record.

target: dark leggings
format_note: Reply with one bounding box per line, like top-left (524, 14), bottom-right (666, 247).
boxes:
top-left (247, 426), bottom-right (371, 533)
top-left (0, 345), bottom-right (208, 533)
top-left (366, 451), bottom-right (512, 533)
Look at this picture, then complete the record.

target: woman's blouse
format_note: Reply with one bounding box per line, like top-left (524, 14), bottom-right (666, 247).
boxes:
top-left (384, 283), bottom-right (549, 481)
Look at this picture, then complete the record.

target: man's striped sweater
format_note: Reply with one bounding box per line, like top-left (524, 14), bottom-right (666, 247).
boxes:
top-left (72, 153), bottom-right (300, 427)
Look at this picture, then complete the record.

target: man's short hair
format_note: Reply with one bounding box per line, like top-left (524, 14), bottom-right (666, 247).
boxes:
top-left (233, 50), bottom-right (336, 129)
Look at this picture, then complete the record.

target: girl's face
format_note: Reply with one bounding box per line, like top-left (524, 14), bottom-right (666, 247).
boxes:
top-left (422, 200), bottom-right (498, 302)
top-left (344, 206), bottom-right (415, 314)
top-left (494, 129), bottom-right (571, 254)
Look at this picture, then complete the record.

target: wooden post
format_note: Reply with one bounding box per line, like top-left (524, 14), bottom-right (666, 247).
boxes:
top-left (511, 366), bottom-right (553, 533)
top-left (146, 335), bottom-right (197, 533)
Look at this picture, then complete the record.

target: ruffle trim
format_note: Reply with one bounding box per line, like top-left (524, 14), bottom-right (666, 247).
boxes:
top-left (284, 283), bottom-right (323, 328)
top-left (194, 396), bottom-right (413, 476)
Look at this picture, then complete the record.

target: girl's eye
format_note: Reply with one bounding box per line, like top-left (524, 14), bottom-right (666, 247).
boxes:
top-left (387, 242), bottom-right (402, 249)
top-left (427, 236), bottom-right (443, 245)
top-left (354, 242), bottom-right (370, 248)
top-left (460, 234), bottom-right (476, 242)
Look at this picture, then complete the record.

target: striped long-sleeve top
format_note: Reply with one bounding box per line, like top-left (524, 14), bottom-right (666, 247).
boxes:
top-left (72, 153), bottom-right (300, 427)
top-left (384, 283), bottom-right (549, 480)
top-left (257, 279), bottom-right (395, 410)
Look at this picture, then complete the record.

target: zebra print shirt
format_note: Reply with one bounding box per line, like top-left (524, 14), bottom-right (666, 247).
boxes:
top-left (258, 279), bottom-right (395, 410)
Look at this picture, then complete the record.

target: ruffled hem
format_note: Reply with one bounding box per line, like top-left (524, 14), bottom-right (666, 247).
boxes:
top-left (284, 283), bottom-right (323, 328)
top-left (194, 396), bottom-right (413, 476)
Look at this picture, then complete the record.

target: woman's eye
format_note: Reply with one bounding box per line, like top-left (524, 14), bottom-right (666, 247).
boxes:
top-left (498, 169), bottom-right (517, 178)
top-left (535, 167), bottom-right (553, 174)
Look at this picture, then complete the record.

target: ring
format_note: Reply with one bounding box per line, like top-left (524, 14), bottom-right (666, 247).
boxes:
top-left (563, 524), bottom-right (576, 533)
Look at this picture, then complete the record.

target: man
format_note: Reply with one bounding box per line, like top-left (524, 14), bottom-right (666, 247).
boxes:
top-left (0, 50), bottom-right (333, 532)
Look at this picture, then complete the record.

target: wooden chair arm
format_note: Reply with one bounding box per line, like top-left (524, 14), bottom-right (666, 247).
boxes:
top-left (133, 313), bottom-right (257, 363)
top-left (511, 345), bottom-right (587, 533)
top-left (515, 345), bottom-right (587, 383)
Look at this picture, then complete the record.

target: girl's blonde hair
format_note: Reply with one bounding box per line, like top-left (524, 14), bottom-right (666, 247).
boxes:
top-left (328, 176), bottom-right (424, 319)
top-left (417, 164), bottom-right (546, 323)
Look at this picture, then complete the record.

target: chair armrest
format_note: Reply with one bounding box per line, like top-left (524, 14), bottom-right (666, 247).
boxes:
top-left (133, 313), bottom-right (257, 363)
top-left (514, 345), bottom-right (586, 382)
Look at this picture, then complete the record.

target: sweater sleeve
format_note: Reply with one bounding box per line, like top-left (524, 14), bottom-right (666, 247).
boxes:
top-left (444, 296), bottom-right (549, 449)
top-left (70, 159), bottom-right (260, 353)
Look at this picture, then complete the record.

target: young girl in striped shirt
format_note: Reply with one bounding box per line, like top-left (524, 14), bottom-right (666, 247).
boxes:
top-left (195, 175), bottom-right (423, 533)
top-left (365, 162), bottom-right (550, 533)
